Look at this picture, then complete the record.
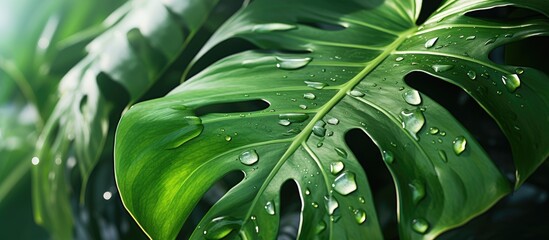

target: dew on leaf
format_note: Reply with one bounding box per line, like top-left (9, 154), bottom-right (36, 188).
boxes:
top-left (327, 117), bottom-right (339, 125)
top-left (264, 201), bottom-right (275, 215)
top-left (312, 202), bottom-right (319, 208)
top-left (239, 149), bottom-right (259, 165)
top-left (315, 220), bottom-right (326, 233)
top-left (203, 216), bottom-right (242, 240)
top-left (501, 74), bottom-right (521, 92)
top-left (312, 120), bottom-right (327, 137)
top-left (400, 108), bottom-right (426, 141)
top-left (224, 135), bottom-right (232, 142)
top-left (412, 218), bottom-right (429, 234)
top-left (515, 68), bottom-right (524, 75)
top-left (395, 56), bottom-right (404, 62)
top-left (424, 37), bottom-right (438, 48)
top-left (438, 149), bottom-right (448, 162)
top-left (349, 90), bottom-right (365, 97)
top-left (428, 127), bottom-right (439, 135)
top-left (409, 179), bottom-right (426, 205)
top-left (304, 92), bottom-right (316, 100)
top-left (279, 113), bottom-right (309, 123)
top-left (334, 147), bottom-right (348, 158)
top-left (305, 188), bottom-right (311, 195)
top-left (484, 37), bottom-right (497, 45)
top-left (324, 195), bottom-right (339, 215)
top-left (465, 36), bottom-right (476, 40)
top-left (305, 81), bottom-right (328, 90)
top-left (402, 89), bottom-right (422, 105)
top-left (252, 23), bottom-right (297, 33)
top-left (330, 161), bottom-right (345, 175)
top-left (382, 150), bottom-right (394, 164)
top-left (432, 64), bottom-right (454, 72)
top-left (353, 209), bottom-right (367, 224)
top-left (358, 196), bottom-right (366, 204)
top-left (278, 119), bottom-right (291, 126)
top-left (330, 215), bottom-right (341, 222)
top-left (452, 136), bottom-right (467, 155)
top-left (299, 104), bottom-right (308, 110)
top-left (467, 70), bottom-right (477, 80)
top-left (275, 56), bottom-right (312, 70)
top-left (332, 171), bottom-right (358, 195)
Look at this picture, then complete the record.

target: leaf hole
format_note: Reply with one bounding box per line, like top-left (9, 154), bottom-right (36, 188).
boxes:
top-left (498, 36), bottom-right (549, 76)
top-left (404, 71), bottom-right (514, 180)
top-left (177, 170), bottom-right (244, 239)
top-left (277, 180), bottom-right (301, 240)
top-left (194, 99), bottom-right (270, 117)
top-left (416, 0), bottom-right (443, 25)
top-left (345, 128), bottom-right (398, 239)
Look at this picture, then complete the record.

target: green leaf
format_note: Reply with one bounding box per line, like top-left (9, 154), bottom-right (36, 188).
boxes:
top-left (115, 0), bottom-right (549, 239)
top-left (33, 0), bottom-right (219, 238)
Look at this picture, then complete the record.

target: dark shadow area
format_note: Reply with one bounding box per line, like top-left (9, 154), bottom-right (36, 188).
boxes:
top-left (417, 0), bottom-right (443, 25)
top-left (503, 36), bottom-right (549, 76)
top-left (96, 72), bottom-right (130, 110)
top-left (277, 180), bottom-right (301, 240)
top-left (296, 21), bottom-right (346, 31)
top-left (194, 99), bottom-right (270, 117)
top-left (345, 128), bottom-right (398, 240)
top-left (465, 5), bottom-right (543, 21)
top-left (404, 71), bottom-right (514, 179)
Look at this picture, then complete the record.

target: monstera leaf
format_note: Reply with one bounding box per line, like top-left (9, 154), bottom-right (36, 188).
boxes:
top-left (32, 0), bottom-right (219, 238)
top-left (115, 0), bottom-right (549, 239)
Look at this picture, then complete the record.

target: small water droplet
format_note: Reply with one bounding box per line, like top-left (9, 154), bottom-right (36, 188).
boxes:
top-left (312, 120), bottom-right (327, 137)
top-left (400, 109), bottom-right (426, 141)
top-left (402, 89), bottom-right (422, 105)
top-left (501, 74), bottom-right (521, 92)
top-left (504, 33), bottom-right (513, 38)
top-left (425, 37), bottom-right (439, 48)
top-left (278, 119), bottom-right (291, 126)
top-left (324, 195), bottom-right (339, 215)
top-left (330, 161), bottom-right (345, 175)
top-left (305, 81), bottom-right (328, 90)
top-left (334, 147), bottom-right (348, 158)
top-left (252, 23), bottom-right (297, 33)
top-left (315, 220), bottom-right (326, 233)
top-left (395, 57), bottom-right (404, 62)
top-left (31, 157), bottom-right (40, 165)
top-left (432, 64), bottom-right (454, 72)
top-left (439, 131), bottom-right (446, 136)
top-left (275, 56), bottom-right (312, 70)
top-left (239, 149), bottom-right (259, 165)
top-left (299, 104), bottom-right (307, 110)
top-left (303, 92), bottom-right (316, 100)
top-left (412, 218), bottom-right (429, 234)
top-left (358, 196), bottom-right (366, 204)
top-left (382, 150), bottom-right (394, 164)
top-left (438, 149), bottom-right (448, 162)
top-left (452, 136), bottom-right (467, 155)
top-left (515, 68), bottom-right (524, 75)
top-left (332, 171), bottom-right (358, 195)
top-left (225, 135), bottom-right (232, 142)
top-left (349, 90), bottom-right (365, 97)
top-left (353, 209), bottom-right (367, 224)
top-left (465, 36), bottom-right (476, 40)
top-left (312, 202), bottom-right (319, 208)
top-left (428, 127), bottom-right (439, 135)
top-left (279, 113), bottom-right (309, 123)
top-left (467, 70), bottom-right (477, 80)
top-left (203, 216), bottom-right (242, 239)
top-left (264, 201), bottom-right (275, 215)
top-left (485, 37), bottom-right (497, 45)
top-left (409, 180), bottom-right (425, 204)
top-left (327, 117), bottom-right (339, 125)
top-left (305, 188), bottom-right (311, 195)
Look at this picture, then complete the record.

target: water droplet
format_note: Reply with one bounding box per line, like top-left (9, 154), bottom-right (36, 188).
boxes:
top-left (312, 202), bottom-right (319, 208)
top-left (358, 196), bottom-right (366, 204)
top-left (305, 81), bottom-right (327, 90)
top-left (395, 57), bottom-right (404, 62)
top-left (103, 191), bottom-right (112, 200)
top-left (324, 195), bottom-right (339, 215)
top-left (353, 209), bottom-right (367, 224)
top-left (278, 119), bottom-right (291, 126)
top-left (225, 135), bottom-right (232, 142)
top-left (412, 218), bottom-right (429, 234)
top-left (439, 131), bottom-right (446, 136)
top-left (264, 201), bottom-right (275, 215)
top-left (424, 37), bottom-right (438, 48)
top-left (501, 74), bottom-right (520, 92)
top-left (432, 64), bottom-right (454, 72)
top-left (299, 104), bottom-right (307, 110)
top-left (382, 150), bottom-right (394, 164)
top-left (400, 109), bottom-right (426, 141)
top-left (409, 180), bottom-right (425, 204)
top-left (239, 149), bottom-right (259, 165)
top-left (330, 161), bottom-right (345, 175)
top-left (275, 56), bottom-right (312, 70)
top-left (452, 136), bottom-right (467, 155)
top-left (303, 93), bottom-right (316, 100)
top-left (402, 89), bottom-right (422, 105)
top-left (515, 68), bottom-right (524, 75)
top-left (305, 188), bottom-right (311, 195)
top-left (327, 117), bottom-right (339, 125)
top-left (428, 127), bottom-right (439, 135)
top-left (334, 147), bottom-right (348, 158)
top-left (312, 120), bottom-right (327, 137)
top-left (467, 70), bottom-right (477, 80)
top-left (315, 220), bottom-right (326, 233)
top-left (278, 113), bottom-right (309, 123)
top-left (504, 33), bottom-right (513, 38)
top-left (332, 171), bottom-right (358, 195)
top-left (438, 150), bottom-right (448, 162)
top-left (485, 37), bottom-right (497, 45)
top-left (31, 157), bottom-right (40, 165)
top-left (165, 116), bottom-right (204, 149)
top-left (465, 36), bottom-right (476, 40)
top-left (250, 215), bottom-right (259, 233)
top-left (349, 90), bottom-right (365, 97)
top-left (203, 216), bottom-right (242, 239)
top-left (252, 23), bottom-right (297, 33)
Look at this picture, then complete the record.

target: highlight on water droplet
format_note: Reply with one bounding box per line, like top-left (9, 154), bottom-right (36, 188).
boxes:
top-left (264, 201), bottom-right (276, 215)
top-left (330, 161), bottom-right (345, 175)
top-left (382, 150), bottom-right (394, 164)
top-left (467, 70), bottom-right (477, 80)
top-left (358, 196), bottom-right (366, 204)
top-left (501, 74), bottom-right (521, 92)
top-left (432, 64), bottom-right (454, 73)
top-left (252, 23), bottom-right (297, 33)
top-left (412, 218), bottom-right (429, 234)
top-left (424, 37), bottom-right (438, 48)
top-left (465, 36), bottom-right (476, 40)
top-left (353, 208), bottom-right (367, 224)
top-left (327, 117), bottom-right (339, 125)
top-left (239, 149), bottom-right (259, 165)
top-left (402, 89), bottom-right (422, 105)
top-left (332, 171), bottom-right (358, 195)
top-left (225, 135), bottom-right (232, 142)
top-left (305, 188), bottom-right (311, 195)
top-left (305, 81), bottom-right (327, 90)
top-left (203, 216), bottom-right (242, 239)
top-left (452, 136), bottom-right (467, 155)
top-left (303, 92), bottom-right (316, 100)
top-left (31, 156), bottom-right (40, 165)
top-left (409, 179), bottom-right (425, 205)
top-left (400, 108), bottom-right (426, 141)
top-left (428, 127), bottom-right (439, 135)
top-left (485, 37), bottom-right (497, 45)
top-left (275, 56), bottom-right (312, 70)
top-left (324, 195), bottom-right (339, 215)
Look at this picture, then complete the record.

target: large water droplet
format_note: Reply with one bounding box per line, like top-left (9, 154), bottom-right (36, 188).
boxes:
top-left (330, 161), bottom-right (345, 175)
top-left (353, 209), bottom-right (367, 224)
top-left (467, 70), bottom-right (477, 80)
top-left (239, 149), bottom-right (259, 165)
top-left (402, 89), bottom-right (422, 105)
top-left (327, 117), bottom-right (339, 125)
top-left (332, 171), bottom-right (358, 195)
top-left (349, 90), bottom-right (365, 97)
top-left (165, 116), bottom-right (204, 149)
top-left (424, 37), bottom-right (438, 48)
top-left (432, 64), bottom-right (454, 72)
top-left (334, 147), bottom-right (348, 158)
top-left (409, 180), bottom-right (425, 204)
top-left (303, 93), bottom-right (316, 100)
top-left (278, 119), bottom-right (291, 126)
top-left (501, 74), bottom-right (520, 92)
top-left (279, 113), bottom-right (309, 123)
top-left (225, 135), bottom-right (232, 142)
top-left (203, 216), bottom-right (242, 239)
top-left (382, 150), bottom-right (394, 164)
top-left (412, 218), bottom-right (429, 234)
top-left (275, 56), bottom-right (312, 70)
top-left (452, 136), bottom-right (467, 155)
top-left (305, 81), bottom-right (327, 90)
top-left (312, 120), bottom-right (327, 137)
top-left (264, 201), bottom-right (275, 215)
top-left (324, 195), bottom-right (339, 215)
top-left (400, 109), bottom-right (426, 141)
top-left (252, 23), bottom-right (297, 33)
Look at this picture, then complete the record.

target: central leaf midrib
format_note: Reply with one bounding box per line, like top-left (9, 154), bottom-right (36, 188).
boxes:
top-left (239, 25), bottom-right (419, 237)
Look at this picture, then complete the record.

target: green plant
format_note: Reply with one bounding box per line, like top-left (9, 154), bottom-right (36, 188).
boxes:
top-left (1, 0), bottom-right (548, 239)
